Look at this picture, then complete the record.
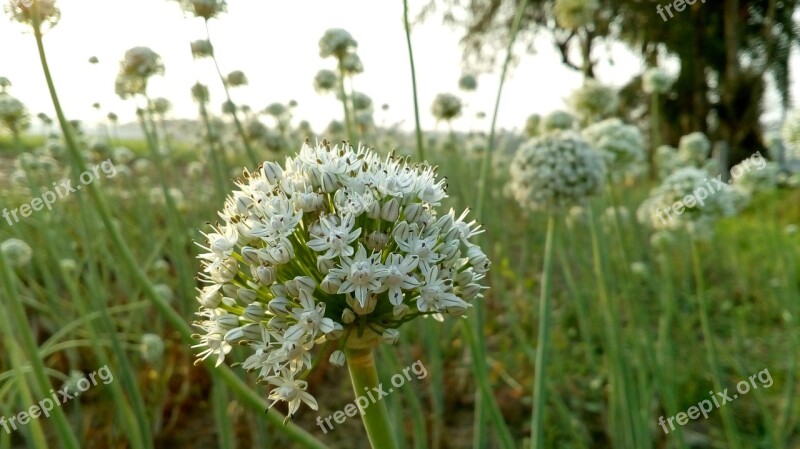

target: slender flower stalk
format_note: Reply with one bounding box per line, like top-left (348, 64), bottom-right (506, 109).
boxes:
top-left (204, 18), bottom-right (259, 165)
top-left (403, 0), bottom-right (425, 161)
top-left (529, 214), bottom-right (556, 449)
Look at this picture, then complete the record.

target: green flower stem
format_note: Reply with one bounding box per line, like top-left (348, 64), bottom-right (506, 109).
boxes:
top-left (649, 92), bottom-right (661, 179)
top-left (0, 249), bottom-right (81, 449)
top-left (403, 0), bottom-right (425, 162)
top-left (476, 0), bottom-right (529, 221)
top-left (690, 241), bottom-right (741, 449)
top-left (530, 214), bottom-right (556, 449)
top-left (204, 19), bottom-right (259, 166)
top-left (344, 346), bottom-right (399, 449)
top-left (337, 60), bottom-right (356, 143)
top-left (32, 16), bottom-right (328, 449)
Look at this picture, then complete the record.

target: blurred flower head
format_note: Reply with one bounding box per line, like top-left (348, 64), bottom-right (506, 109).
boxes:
top-left (0, 93), bottom-right (31, 135)
top-left (781, 109), bottom-right (800, 160)
top-left (175, 0), bottom-right (226, 20)
top-left (642, 67), bottom-right (674, 95)
top-left (115, 47), bottom-right (164, 99)
top-left (340, 52), bottom-right (363, 75)
top-left (313, 69), bottom-right (338, 93)
top-left (540, 110), bottom-right (575, 134)
top-left (678, 132), bottom-right (711, 166)
top-left (582, 118), bottom-right (645, 181)
top-left (5, 0), bottom-right (60, 30)
top-left (637, 166), bottom-right (738, 239)
top-left (319, 28), bottom-right (357, 59)
top-left (226, 70), bottom-right (248, 87)
top-left (1, 238), bottom-right (33, 267)
top-left (190, 39), bottom-right (214, 58)
top-left (569, 80), bottom-right (618, 125)
top-left (458, 74), bottom-right (478, 92)
top-left (524, 114), bottom-right (541, 138)
top-left (509, 131), bottom-right (606, 211)
top-left (431, 93), bottom-right (462, 122)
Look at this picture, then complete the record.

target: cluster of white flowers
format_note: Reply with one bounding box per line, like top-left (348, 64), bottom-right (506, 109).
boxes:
top-left (569, 80), bottom-right (618, 125)
top-left (192, 140), bottom-right (489, 416)
top-left (582, 118), bottom-right (646, 181)
top-left (313, 69), bottom-right (338, 93)
top-left (781, 109), bottom-right (800, 160)
top-left (190, 39), bottom-right (214, 58)
top-left (319, 28), bottom-right (358, 59)
top-left (226, 70), bottom-right (248, 87)
top-left (732, 160), bottom-right (780, 197)
top-left (524, 114), bottom-right (541, 138)
top-left (553, 0), bottom-right (599, 30)
top-left (678, 132), bottom-right (711, 166)
top-left (1, 238), bottom-right (32, 267)
top-left (509, 132), bottom-right (606, 211)
top-left (5, 0), bottom-right (60, 28)
top-left (642, 67), bottom-right (675, 95)
top-left (431, 93), bottom-right (462, 122)
top-left (175, 0), bottom-right (226, 19)
top-left (0, 93), bottom-right (30, 134)
top-left (458, 74), bottom-right (478, 92)
top-left (115, 47), bottom-right (164, 99)
top-left (540, 110), bottom-right (576, 134)
top-left (636, 167), bottom-right (739, 238)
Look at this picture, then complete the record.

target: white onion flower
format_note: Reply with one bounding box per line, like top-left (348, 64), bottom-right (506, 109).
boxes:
top-left (582, 118), bottom-right (646, 182)
top-left (642, 68), bottom-right (674, 95)
top-left (540, 110), bottom-right (575, 134)
top-left (319, 28), bottom-right (357, 59)
top-left (1, 238), bottom-right (33, 267)
top-left (678, 132), bottom-right (711, 166)
top-left (431, 93), bottom-right (462, 122)
top-left (0, 93), bottom-right (30, 135)
top-left (192, 140), bottom-right (488, 416)
top-left (636, 167), bottom-right (739, 239)
top-left (509, 131), bottom-right (606, 211)
top-left (569, 80), bottom-right (618, 125)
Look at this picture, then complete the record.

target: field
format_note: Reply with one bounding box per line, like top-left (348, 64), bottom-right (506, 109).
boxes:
top-left (1, 1), bottom-right (800, 449)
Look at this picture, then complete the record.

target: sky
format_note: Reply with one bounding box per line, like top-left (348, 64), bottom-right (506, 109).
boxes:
top-left (0, 0), bottom-right (797, 134)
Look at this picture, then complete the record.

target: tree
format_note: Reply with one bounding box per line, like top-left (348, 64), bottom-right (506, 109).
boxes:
top-left (421, 0), bottom-right (800, 166)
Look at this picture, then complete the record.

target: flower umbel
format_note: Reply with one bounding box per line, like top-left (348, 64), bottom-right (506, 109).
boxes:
top-left (192, 140), bottom-right (488, 416)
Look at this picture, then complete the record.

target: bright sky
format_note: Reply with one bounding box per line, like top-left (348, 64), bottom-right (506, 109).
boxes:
top-left (0, 1), bottom-right (796, 134)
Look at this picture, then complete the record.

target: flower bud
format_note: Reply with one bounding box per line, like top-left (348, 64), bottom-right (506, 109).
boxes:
top-left (456, 269), bottom-right (474, 286)
top-left (237, 288), bottom-right (258, 306)
top-left (381, 198), bottom-right (400, 222)
top-left (212, 258), bottom-right (238, 283)
top-left (217, 314), bottom-right (240, 331)
top-left (268, 316), bottom-right (287, 330)
top-left (366, 198), bottom-right (381, 219)
top-left (329, 350), bottom-right (346, 367)
top-left (403, 203), bottom-right (423, 223)
top-left (317, 256), bottom-right (335, 275)
top-left (270, 283), bottom-right (288, 298)
top-left (140, 333), bottom-right (165, 363)
top-left (224, 327), bottom-right (247, 343)
top-left (268, 297), bottom-right (290, 315)
top-left (294, 276), bottom-right (317, 295)
top-left (198, 285), bottom-right (222, 308)
top-left (262, 161), bottom-right (283, 184)
top-left (392, 221), bottom-right (410, 239)
top-left (342, 308), bottom-right (356, 324)
top-left (393, 304), bottom-right (409, 318)
top-left (460, 283), bottom-right (482, 301)
top-left (222, 283), bottom-right (239, 298)
top-left (321, 274), bottom-right (342, 294)
top-left (256, 266), bottom-right (277, 285)
top-left (241, 246), bottom-right (260, 266)
top-left (285, 279), bottom-right (300, 298)
top-left (240, 323), bottom-right (263, 341)
top-left (243, 303), bottom-right (265, 322)
top-left (382, 329), bottom-right (400, 345)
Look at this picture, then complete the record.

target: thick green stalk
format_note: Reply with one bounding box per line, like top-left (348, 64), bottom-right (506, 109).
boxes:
top-left (476, 0), bottom-right (529, 220)
top-left (403, 0), bottom-right (425, 161)
top-left (31, 19), bottom-right (328, 449)
top-left (530, 214), bottom-right (556, 448)
top-left (344, 347), bottom-right (400, 449)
